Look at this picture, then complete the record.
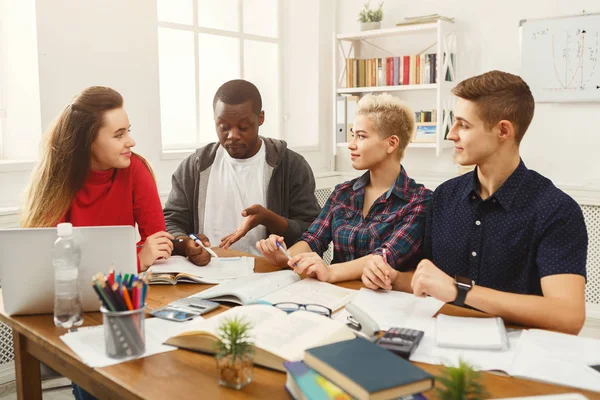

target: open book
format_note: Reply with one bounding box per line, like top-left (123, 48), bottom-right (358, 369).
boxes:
top-left (165, 304), bottom-right (356, 371)
top-left (192, 270), bottom-right (356, 312)
top-left (148, 256), bottom-right (254, 285)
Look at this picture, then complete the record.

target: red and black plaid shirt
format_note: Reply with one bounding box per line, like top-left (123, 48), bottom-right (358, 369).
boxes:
top-left (301, 168), bottom-right (432, 271)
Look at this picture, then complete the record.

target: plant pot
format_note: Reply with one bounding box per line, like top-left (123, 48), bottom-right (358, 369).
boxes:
top-left (215, 353), bottom-right (253, 389)
top-left (360, 21), bottom-right (381, 31)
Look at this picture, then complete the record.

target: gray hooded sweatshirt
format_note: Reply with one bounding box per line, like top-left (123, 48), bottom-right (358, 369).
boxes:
top-left (163, 137), bottom-right (321, 246)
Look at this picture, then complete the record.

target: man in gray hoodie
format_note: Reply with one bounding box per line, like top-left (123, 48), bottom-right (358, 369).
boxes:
top-left (163, 79), bottom-right (321, 266)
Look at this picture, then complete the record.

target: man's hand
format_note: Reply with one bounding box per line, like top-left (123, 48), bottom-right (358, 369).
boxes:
top-left (138, 231), bottom-right (174, 271)
top-left (220, 204), bottom-right (270, 249)
top-left (183, 234), bottom-right (211, 266)
top-left (411, 259), bottom-right (457, 303)
top-left (361, 255), bottom-right (398, 290)
top-left (289, 252), bottom-right (331, 282)
top-left (256, 234), bottom-right (290, 267)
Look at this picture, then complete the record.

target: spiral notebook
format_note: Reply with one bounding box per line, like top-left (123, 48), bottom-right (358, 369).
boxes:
top-left (435, 315), bottom-right (509, 351)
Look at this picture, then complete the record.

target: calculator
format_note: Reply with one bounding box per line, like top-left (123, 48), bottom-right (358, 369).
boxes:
top-left (376, 327), bottom-right (424, 359)
top-left (167, 297), bottom-right (220, 315)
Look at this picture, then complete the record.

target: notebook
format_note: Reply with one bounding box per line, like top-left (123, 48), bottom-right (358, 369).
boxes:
top-left (435, 315), bottom-right (509, 350)
top-left (148, 255), bottom-right (254, 284)
top-left (304, 338), bottom-right (434, 400)
top-left (165, 304), bottom-right (356, 372)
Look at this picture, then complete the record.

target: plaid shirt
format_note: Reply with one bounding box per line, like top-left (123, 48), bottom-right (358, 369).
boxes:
top-left (301, 168), bottom-right (432, 271)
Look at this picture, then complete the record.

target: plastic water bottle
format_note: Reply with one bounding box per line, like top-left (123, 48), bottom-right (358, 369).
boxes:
top-left (53, 223), bottom-right (84, 328)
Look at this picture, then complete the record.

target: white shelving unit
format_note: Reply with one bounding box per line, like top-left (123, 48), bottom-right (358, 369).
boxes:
top-left (333, 20), bottom-right (457, 157)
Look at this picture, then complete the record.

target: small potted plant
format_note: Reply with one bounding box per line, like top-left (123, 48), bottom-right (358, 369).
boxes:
top-left (214, 316), bottom-right (255, 389)
top-left (358, 1), bottom-right (384, 31)
top-left (436, 359), bottom-right (489, 400)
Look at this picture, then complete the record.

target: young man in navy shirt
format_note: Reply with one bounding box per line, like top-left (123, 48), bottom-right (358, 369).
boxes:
top-left (362, 71), bottom-right (587, 334)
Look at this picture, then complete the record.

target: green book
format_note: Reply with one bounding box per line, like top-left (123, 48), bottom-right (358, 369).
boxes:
top-left (304, 338), bottom-right (434, 400)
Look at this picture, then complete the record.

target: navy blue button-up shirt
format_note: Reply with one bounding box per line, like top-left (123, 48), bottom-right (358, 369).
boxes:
top-left (423, 160), bottom-right (587, 296)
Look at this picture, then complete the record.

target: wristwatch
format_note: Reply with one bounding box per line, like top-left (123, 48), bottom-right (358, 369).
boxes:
top-left (453, 275), bottom-right (474, 307)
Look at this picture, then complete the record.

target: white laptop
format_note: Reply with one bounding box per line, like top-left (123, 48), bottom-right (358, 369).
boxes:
top-left (0, 226), bottom-right (137, 315)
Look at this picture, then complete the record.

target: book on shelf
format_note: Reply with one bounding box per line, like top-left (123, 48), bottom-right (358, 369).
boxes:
top-left (396, 14), bottom-right (455, 26)
top-left (304, 338), bottom-right (434, 400)
top-left (148, 255), bottom-right (254, 285)
top-left (343, 52), bottom-right (446, 89)
top-left (164, 304), bottom-right (356, 372)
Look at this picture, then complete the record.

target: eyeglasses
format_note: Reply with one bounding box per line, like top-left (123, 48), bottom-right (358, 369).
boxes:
top-left (272, 302), bottom-right (332, 318)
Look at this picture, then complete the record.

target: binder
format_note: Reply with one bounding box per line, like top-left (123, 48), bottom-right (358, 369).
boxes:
top-left (345, 96), bottom-right (359, 143)
top-left (336, 96), bottom-right (347, 144)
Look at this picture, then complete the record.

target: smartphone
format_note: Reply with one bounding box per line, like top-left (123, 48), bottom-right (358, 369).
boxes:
top-left (150, 307), bottom-right (200, 322)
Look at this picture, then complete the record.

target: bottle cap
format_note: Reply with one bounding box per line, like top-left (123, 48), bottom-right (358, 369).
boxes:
top-left (56, 222), bottom-right (73, 237)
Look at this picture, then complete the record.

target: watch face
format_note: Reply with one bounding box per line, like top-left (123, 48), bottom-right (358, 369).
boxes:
top-left (455, 275), bottom-right (472, 286)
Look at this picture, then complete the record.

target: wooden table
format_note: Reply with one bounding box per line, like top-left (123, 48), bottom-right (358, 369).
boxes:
top-left (1, 249), bottom-right (598, 400)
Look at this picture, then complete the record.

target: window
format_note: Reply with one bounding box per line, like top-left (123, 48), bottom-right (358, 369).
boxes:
top-left (157, 0), bottom-right (282, 151)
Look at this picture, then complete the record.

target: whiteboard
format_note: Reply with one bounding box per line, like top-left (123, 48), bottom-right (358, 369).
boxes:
top-left (520, 14), bottom-right (600, 102)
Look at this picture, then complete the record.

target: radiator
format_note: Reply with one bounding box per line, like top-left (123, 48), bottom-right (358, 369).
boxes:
top-left (583, 205), bottom-right (600, 305)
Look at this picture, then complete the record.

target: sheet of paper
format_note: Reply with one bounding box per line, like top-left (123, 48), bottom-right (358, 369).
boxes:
top-left (509, 351), bottom-right (600, 392)
top-left (259, 278), bottom-right (357, 312)
top-left (149, 256), bottom-right (254, 280)
top-left (349, 288), bottom-right (444, 331)
top-left (515, 329), bottom-right (600, 366)
top-left (60, 316), bottom-right (207, 368)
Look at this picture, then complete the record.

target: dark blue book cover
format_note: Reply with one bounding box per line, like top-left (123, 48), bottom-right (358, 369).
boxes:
top-left (304, 338), bottom-right (433, 398)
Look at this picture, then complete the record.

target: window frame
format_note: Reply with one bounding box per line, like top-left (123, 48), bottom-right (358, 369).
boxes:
top-left (157, 0), bottom-right (284, 152)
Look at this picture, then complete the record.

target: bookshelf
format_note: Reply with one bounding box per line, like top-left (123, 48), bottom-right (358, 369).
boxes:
top-left (333, 20), bottom-right (457, 157)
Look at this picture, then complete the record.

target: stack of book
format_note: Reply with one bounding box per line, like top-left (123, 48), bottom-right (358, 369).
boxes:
top-left (396, 14), bottom-right (455, 26)
top-left (286, 338), bottom-right (433, 400)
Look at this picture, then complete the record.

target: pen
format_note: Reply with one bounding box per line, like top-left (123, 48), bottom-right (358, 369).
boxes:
top-left (276, 241), bottom-right (298, 268)
top-left (189, 233), bottom-right (219, 258)
top-left (276, 241), bottom-right (292, 260)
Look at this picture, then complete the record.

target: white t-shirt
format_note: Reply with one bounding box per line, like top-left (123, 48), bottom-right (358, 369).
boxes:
top-left (203, 140), bottom-right (267, 255)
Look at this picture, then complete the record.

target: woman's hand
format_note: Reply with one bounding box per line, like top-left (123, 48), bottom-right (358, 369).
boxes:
top-left (138, 231), bottom-right (174, 270)
top-left (289, 252), bottom-right (332, 282)
top-left (256, 234), bottom-right (290, 267)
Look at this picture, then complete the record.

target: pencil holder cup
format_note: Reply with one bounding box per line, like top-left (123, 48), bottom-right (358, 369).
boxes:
top-left (100, 306), bottom-right (146, 359)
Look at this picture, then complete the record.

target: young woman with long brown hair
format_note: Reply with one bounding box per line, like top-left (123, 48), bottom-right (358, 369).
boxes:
top-left (22, 86), bottom-right (173, 271)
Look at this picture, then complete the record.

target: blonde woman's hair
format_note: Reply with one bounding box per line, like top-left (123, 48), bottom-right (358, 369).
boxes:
top-left (356, 93), bottom-right (415, 160)
top-left (21, 86), bottom-right (151, 228)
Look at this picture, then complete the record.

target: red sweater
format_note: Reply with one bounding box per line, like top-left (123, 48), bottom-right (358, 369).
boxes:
top-left (62, 155), bottom-right (166, 270)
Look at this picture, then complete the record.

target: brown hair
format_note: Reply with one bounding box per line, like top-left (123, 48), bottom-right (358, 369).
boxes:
top-left (21, 86), bottom-right (152, 227)
top-left (356, 93), bottom-right (415, 160)
top-left (452, 70), bottom-right (535, 143)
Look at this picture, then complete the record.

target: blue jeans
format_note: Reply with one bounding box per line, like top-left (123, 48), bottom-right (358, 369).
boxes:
top-left (72, 383), bottom-right (97, 400)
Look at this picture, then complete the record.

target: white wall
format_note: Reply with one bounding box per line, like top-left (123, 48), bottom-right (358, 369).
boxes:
top-left (0, 0), bottom-right (334, 212)
top-left (336, 0), bottom-right (600, 194)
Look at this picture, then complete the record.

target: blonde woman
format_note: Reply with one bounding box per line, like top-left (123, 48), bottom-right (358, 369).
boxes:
top-left (22, 86), bottom-right (173, 272)
top-left (257, 93), bottom-right (431, 288)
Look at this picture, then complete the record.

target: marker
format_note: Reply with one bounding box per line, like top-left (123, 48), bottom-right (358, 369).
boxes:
top-left (189, 233), bottom-right (219, 258)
